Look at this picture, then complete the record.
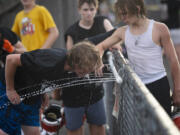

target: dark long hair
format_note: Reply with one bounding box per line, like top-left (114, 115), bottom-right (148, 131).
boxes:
top-left (114, 0), bottom-right (146, 20)
top-left (78, 0), bottom-right (99, 8)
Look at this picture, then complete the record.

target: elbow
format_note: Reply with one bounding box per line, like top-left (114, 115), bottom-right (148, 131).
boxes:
top-left (100, 43), bottom-right (107, 51)
top-left (14, 41), bottom-right (27, 53)
top-left (6, 55), bottom-right (15, 67)
top-left (49, 27), bottom-right (59, 40)
top-left (54, 28), bottom-right (59, 39)
top-left (6, 54), bottom-right (21, 66)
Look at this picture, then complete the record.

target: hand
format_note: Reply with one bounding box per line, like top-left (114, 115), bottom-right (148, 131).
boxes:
top-left (95, 45), bottom-right (104, 58)
top-left (41, 93), bottom-right (49, 111)
top-left (109, 44), bottom-right (122, 52)
top-left (172, 90), bottom-right (180, 107)
top-left (6, 90), bottom-right (21, 104)
top-left (95, 64), bottom-right (104, 77)
top-left (52, 89), bottom-right (61, 100)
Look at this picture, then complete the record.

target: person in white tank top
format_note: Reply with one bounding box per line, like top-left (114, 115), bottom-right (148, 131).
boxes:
top-left (96, 0), bottom-right (180, 115)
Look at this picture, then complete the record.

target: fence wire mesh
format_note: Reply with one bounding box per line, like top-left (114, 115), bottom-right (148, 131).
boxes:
top-left (111, 50), bottom-right (180, 135)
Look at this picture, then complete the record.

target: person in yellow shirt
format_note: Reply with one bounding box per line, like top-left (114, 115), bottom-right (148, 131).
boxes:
top-left (12, 0), bottom-right (59, 51)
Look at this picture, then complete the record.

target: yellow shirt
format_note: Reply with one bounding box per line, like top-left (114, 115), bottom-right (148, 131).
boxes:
top-left (12, 5), bottom-right (56, 51)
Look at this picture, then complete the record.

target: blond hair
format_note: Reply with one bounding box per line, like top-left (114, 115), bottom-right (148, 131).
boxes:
top-left (67, 41), bottom-right (102, 71)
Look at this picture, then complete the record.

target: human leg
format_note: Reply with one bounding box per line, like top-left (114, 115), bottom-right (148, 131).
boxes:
top-left (89, 124), bottom-right (106, 135)
top-left (146, 76), bottom-right (171, 116)
top-left (86, 98), bottom-right (106, 135)
top-left (21, 126), bottom-right (40, 135)
top-left (0, 81), bottom-right (21, 135)
top-left (0, 129), bottom-right (8, 135)
top-left (67, 126), bottom-right (83, 135)
top-left (64, 106), bottom-right (85, 135)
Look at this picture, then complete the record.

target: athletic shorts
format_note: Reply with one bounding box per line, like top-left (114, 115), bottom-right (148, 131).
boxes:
top-left (0, 81), bottom-right (41, 135)
top-left (146, 76), bottom-right (171, 116)
top-left (64, 98), bottom-right (106, 131)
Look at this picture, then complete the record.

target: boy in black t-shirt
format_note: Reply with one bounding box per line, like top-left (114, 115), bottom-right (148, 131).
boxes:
top-left (63, 0), bottom-right (115, 134)
top-left (0, 41), bottom-right (102, 135)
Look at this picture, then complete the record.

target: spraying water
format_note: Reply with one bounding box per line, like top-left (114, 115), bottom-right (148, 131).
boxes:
top-left (0, 73), bottom-right (115, 109)
top-left (0, 52), bottom-right (123, 110)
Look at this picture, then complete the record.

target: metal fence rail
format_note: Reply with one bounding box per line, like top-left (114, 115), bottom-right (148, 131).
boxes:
top-left (111, 50), bottom-right (180, 135)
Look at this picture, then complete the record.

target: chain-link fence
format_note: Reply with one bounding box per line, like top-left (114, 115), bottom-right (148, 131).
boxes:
top-left (111, 50), bottom-right (180, 135)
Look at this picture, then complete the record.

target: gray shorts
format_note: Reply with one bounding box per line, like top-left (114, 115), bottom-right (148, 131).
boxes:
top-left (64, 98), bottom-right (106, 131)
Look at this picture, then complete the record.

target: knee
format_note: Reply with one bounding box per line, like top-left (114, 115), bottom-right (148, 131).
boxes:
top-left (0, 129), bottom-right (8, 135)
top-left (65, 115), bottom-right (84, 131)
top-left (67, 126), bottom-right (83, 135)
top-left (22, 127), bottom-right (40, 135)
top-left (89, 124), bottom-right (106, 135)
top-left (66, 123), bottom-right (83, 131)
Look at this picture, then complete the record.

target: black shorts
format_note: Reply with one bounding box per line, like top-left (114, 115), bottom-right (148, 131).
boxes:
top-left (146, 76), bottom-right (171, 116)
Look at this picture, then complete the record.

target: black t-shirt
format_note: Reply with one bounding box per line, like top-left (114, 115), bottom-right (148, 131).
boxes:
top-left (0, 27), bottom-right (19, 45)
top-left (64, 16), bottom-right (107, 43)
top-left (1, 48), bottom-right (67, 104)
top-left (16, 48), bottom-right (67, 89)
top-left (62, 16), bottom-right (108, 107)
top-left (62, 72), bottom-right (104, 107)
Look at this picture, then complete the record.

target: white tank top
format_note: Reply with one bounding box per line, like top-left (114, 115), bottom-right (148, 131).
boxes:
top-left (125, 19), bottom-right (166, 84)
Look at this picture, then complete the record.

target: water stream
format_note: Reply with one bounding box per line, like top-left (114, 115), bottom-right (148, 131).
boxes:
top-left (0, 73), bottom-right (116, 109)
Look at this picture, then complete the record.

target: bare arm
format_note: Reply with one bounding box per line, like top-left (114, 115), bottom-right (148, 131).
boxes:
top-left (52, 89), bottom-right (61, 100)
top-left (5, 54), bottom-right (22, 104)
top-left (14, 41), bottom-right (27, 53)
top-left (104, 19), bottom-right (122, 51)
top-left (159, 23), bottom-right (180, 106)
top-left (96, 28), bottom-right (123, 57)
top-left (41, 27), bottom-right (59, 49)
top-left (104, 18), bottom-right (114, 31)
top-left (66, 35), bottom-right (74, 50)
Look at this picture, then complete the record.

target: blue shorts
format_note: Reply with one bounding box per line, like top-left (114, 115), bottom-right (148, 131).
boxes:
top-left (64, 98), bottom-right (106, 131)
top-left (0, 81), bottom-right (41, 135)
